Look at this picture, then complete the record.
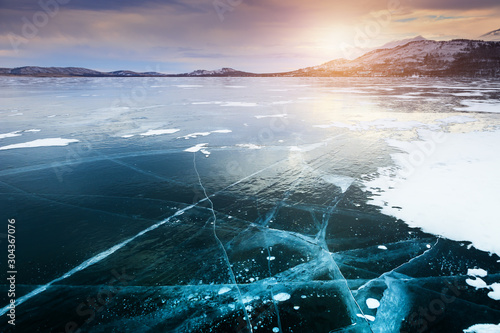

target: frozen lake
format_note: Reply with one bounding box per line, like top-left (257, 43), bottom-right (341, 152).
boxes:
top-left (1, 77), bottom-right (499, 332)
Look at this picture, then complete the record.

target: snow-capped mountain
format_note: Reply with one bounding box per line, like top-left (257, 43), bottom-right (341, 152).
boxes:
top-left (291, 39), bottom-right (500, 76)
top-left (376, 35), bottom-right (427, 50)
top-left (480, 28), bottom-right (500, 41)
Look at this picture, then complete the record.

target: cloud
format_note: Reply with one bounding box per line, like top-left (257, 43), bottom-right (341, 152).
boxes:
top-left (411, 0), bottom-right (500, 11)
top-left (0, 0), bottom-right (498, 72)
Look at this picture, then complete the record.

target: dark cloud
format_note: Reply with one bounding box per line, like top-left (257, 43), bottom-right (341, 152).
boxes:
top-left (412, 0), bottom-right (500, 10)
top-left (0, 0), bottom-right (205, 14)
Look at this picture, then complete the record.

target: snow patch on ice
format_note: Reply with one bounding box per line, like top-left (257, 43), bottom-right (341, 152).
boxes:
top-left (179, 129), bottom-right (232, 140)
top-left (273, 293), bottom-right (291, 302)
top-left (378, 246), bottom-right (388, 250)
top-left (357, 313), bottom-right (376, 322)
top-left (364, 130), bottom-right (500, 256)
top-left (236, 144), bottom-right (262, 150)
top-left (366, 298), bottom-right (381, 309)
top-left (0, 131), bottom-right (22, 139)
top-left (488, 283), bottom-right (500, 301)
top-left (185, 143), bottom-right (208, 153)
top-left (0, 138), bottom-right (79, 150)
top-left (468, 268), bottom-right (488, 278)
top-left (140, 129), bottom-right (180, 136)
top-left (464, 323), bottom-right (500, 332)
top-left (218, 287), bottom-right (232, 295)
top-left (255, 114), bottom-right (287, 119)
top-left (455, 100), bottom-right (500, 113)
top-left (466, 277), bottom-right (488, 290)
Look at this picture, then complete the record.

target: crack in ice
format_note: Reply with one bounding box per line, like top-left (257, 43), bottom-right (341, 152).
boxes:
top-left (0, 157), bottom-right (288, 317)
top-left (192, 152), bottom-right (254, 333)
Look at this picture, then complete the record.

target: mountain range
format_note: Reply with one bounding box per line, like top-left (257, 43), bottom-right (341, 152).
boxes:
top-left (1, 35), bottom-right (499, 78)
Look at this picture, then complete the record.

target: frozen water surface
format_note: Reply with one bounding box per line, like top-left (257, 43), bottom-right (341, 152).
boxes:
top-left (1, 77), bottom-right (499, 332)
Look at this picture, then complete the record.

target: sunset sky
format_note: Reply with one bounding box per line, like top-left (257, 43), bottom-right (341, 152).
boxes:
top-left (0, 0), bottom-right (499, 73)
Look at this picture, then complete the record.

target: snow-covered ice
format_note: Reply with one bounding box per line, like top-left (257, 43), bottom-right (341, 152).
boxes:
top-left (364, 130), bottom-right (500, 256)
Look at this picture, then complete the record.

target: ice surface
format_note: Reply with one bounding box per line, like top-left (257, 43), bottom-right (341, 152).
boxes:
top-left (0, 138), bottom-right (79, 150)
top-left (313, 119), bottom-right (428, 131)
top-left (222, 102), bottom-right (257, 107)
top-left (438, 115), bottom-right (477, 124)
top-left (255, 114), bottom-right (288, 119)
top-left (1, 77), bottom-right (499, 333)
top-left (174, 84), bottom-right (203, 88)
top-left (321, 174), bottom-right (354, 193)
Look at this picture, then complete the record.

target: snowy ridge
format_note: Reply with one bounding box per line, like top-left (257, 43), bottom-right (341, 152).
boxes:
top-left (480, 28), bottom-right (500, 41)
top-left (294, 39), bottom-right (500, 76)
